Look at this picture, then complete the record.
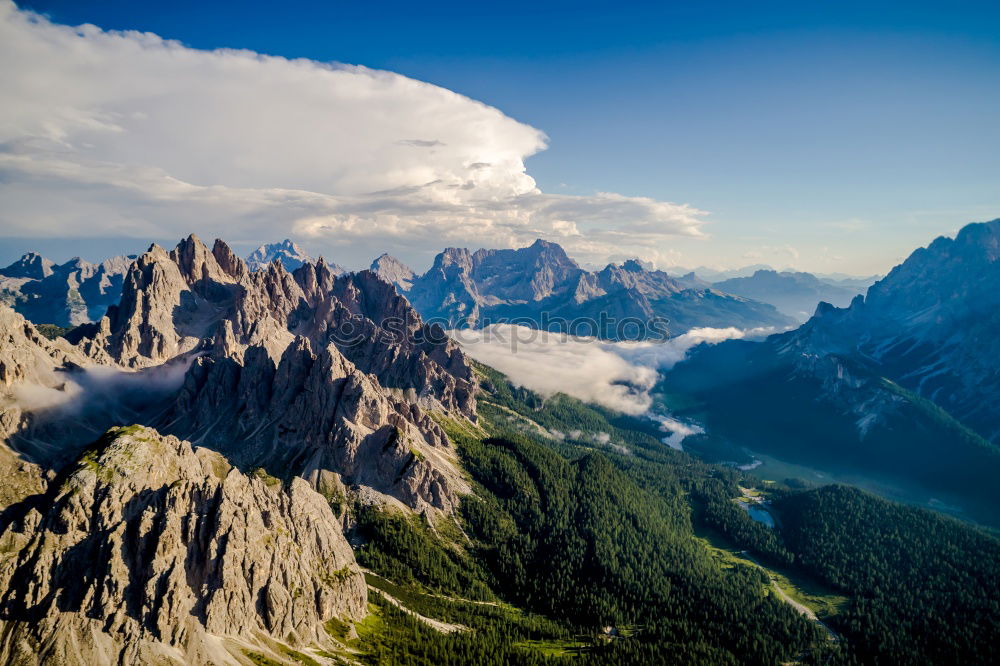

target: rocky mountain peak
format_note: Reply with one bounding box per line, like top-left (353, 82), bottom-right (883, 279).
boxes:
top-left (61, 235), bottom-right (477, 514)
top-left (170, 233), bottom-right (235, 286)
top-left (371, 253), bottom-right (416, 292)
top-left (0, 252), bottom-right (55, 280)
top-left (526, 237), bottom-right (570, 257)
top-left (56, 256), bottom-right (91, 273)
top-left (468, 241), bottom-right (582, 302)
top-left (210, 238), bottom-right (249, 281)
top-left (432, 246), bottom-right (474, 272)
top-left (520, 238), bottom-right (578, 269)
top-left (246, 238), bottom-right (316, 272)
top-left (621, 258), bottom-right (645, 273)
top-left (0, 425), bottom-right (367, 664)
top-left (596, 261), bottom-right (684, 297)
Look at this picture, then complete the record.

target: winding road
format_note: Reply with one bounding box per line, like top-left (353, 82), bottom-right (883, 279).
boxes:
top-left (740, 552), bottom-right (840, 642)
top-left (367, 584), bottom-right (469, 634)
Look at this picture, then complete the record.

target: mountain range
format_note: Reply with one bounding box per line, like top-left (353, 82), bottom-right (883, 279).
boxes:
top-left (398, 240), bottom-right (795, 337)
top-left (0, 227), bottom-right (997, 664)
top-left (3, 238), bottom-right (890, 341)
top-left (666, 263), bottom-right (880, 287)
top-left (0, 234), bottom-right (478, 661)
top-left (713, 269), bottom-right (865, 321)
top-left (662, 218), bottom-right (1000, 524)
top-left (0, 253), bottom-right (135, 327)
top-left (2, 239), bottom-right (801, 341)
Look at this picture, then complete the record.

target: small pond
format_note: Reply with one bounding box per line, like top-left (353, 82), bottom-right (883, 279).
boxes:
top-left (739, 502), bottom-right (776, 528)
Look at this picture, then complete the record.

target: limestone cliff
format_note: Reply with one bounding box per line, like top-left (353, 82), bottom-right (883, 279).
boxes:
top-left (0, 426), bottom-right (367, 665)
top-left (68, 234), bottom-right (475, 512)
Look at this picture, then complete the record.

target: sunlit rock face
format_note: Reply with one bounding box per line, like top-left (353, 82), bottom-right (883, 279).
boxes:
top-left (0, 426), bottom-right (367, 665)
top-left (3, 234), bottom-right (475, 517)
top-left (406, 239), bottom-right (794, 338)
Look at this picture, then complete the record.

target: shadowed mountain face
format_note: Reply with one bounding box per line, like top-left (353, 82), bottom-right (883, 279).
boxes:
top-left (784, 218), bottom-right (1000, 443)
top-left (713, 269), bottom-right (864, 322)
top-left (662, 219), bottom-right (1000, 524)
top-left (402, 240), bottom-right (794, 338)
top-left (666, 263), bottom-right (775, 282)
top-left (0, 253), bottom-right (134, 327)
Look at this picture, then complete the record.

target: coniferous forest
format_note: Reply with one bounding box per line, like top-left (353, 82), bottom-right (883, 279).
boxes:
top-left (348, 363), bottom-right (1000, 665)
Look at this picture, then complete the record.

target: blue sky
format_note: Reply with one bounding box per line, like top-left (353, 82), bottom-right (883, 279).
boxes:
top-left (4, 0), bottom-right (1000, 274)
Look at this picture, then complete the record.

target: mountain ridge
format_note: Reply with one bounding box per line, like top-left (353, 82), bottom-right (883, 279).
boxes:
top-left (402, 239), bottom-right (795, 337)
top-left (6, 234), bottom-right (476, 517)
top-left (713, 269), bottom-right (865, 321)
top-left (1, 253), bottom-right (135, 327)
top-left (661, 218), bottom-right (1000, 523)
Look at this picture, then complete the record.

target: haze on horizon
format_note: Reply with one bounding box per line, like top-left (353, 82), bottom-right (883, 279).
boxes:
top-left (1, 0), bottom-right (998, 276)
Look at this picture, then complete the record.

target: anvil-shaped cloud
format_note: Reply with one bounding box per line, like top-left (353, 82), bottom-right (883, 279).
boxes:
top-left (0, 1), bottom-right (704, 265)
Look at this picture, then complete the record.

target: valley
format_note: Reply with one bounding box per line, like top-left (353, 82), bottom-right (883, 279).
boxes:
top-left (2, 3), bottom-right (997, 662)
top-left (0, 227), bottom-right (997, 664)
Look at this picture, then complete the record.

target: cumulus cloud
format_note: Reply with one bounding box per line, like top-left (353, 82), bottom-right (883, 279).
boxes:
top-left (451, 324), bottom-right (767, 415)
top-left (0, 2), bottom-right (705, 262)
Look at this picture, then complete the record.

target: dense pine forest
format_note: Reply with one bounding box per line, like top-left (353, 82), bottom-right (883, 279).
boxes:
top-left (340, 362), bottom-right (1000, 664)
top-left (776, 485), bottom-right (1000, 664)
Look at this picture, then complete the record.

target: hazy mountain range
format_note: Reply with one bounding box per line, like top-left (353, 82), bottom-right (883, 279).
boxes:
top-left (666, 263), bottom-right (880, 286)
top-left (0, 239), bottom-right (804, 338)
top-left (0, 253), bottom-right (135, 327)
top-left (399, 240), bottom-right (797, 337)
top-left (713, 269), bottom-right (865, 321)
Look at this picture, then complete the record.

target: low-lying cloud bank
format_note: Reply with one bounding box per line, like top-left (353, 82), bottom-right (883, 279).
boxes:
top-left (452, 325), bottom-right (659, 415)
top-left (5, 360), bottom-right (192, 419)
top-left (452, 324), bottom-right (771, 416)
top-left (0, 1), bottom-right (704, 266)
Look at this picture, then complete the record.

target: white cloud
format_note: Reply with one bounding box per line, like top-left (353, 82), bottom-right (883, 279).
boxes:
top-left (609, 326), bottom-right (776, 370)
top-left (0, 2), bottom-right (705, 261)
top-left (451, 324), bottom-right (767, 415)
top-left (652, 415), bottom-right (704, 451)
top-left (452, 325), bottom-right (658, 414)
top-left (4, 359), bottom-right (192, 416)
